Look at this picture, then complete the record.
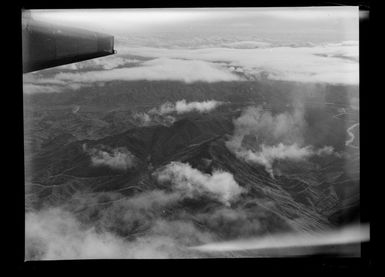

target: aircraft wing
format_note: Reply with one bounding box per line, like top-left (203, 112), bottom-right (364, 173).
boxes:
top-left (22, 14), bottom-right (115, 73)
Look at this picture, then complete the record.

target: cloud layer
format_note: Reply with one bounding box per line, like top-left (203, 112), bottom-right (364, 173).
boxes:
top-left (53, 58), bottom-right (241, 84)
top-left (58, 56), bottom-right (141, 71)
top-left (23, 41), bottom-right (359, 94)
top-left (120, 42), bottom-right (359, 85)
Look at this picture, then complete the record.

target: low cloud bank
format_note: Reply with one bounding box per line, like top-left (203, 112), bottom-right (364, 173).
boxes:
top-left (23, 78), bottom-right (87, 94)
top-left (52, 58), bottom-right (241, 84)
top-left (23, 84), bottom-right (63, 94)
top-left (155, 161), bottom-right (245, 205)
top-left (226, 106), bottom-right (338, 177)
top-left (23, 41), bottom-right (358, 93)
top-left (58, 56), bottom-right (141, 71)
top-left (23, 58), bottom-right (241, 93)
top-left (25, 206), bottom-right (212, 259)
top-left (85, 145), bottom-right (137, 170)
top-left (220, 41), bottom-right (272, 49)
top-left (25, 187), bottom-right (223, 260)
top-left (121, 42), bottom-right (359, 85)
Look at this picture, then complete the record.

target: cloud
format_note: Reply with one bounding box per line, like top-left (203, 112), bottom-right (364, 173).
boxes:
top-left (23, 84), bottom-right (64, 94)
top-left (226, 105), bottom-right (306, 148)
top-left (117, 190), bottom-right (181, 210)
top-left (132, 111), bottom-right (176, 127)
top-left (234, 143), bottom-right (336, 177)
top-left (65, 189), bottom-right (183, 232)
top-left (226, 106), bottom-right (338, 177)
top-left (220, 41), bottom-right (272, 49)
top-left (25, 207), bottom-right (194, 259)
top-left (149, 99), bottom-right (224, 115)
top-left (23, 57), bottom-right (241, 93)
top-left (57, 56), bottom-right (141, 71)
top-left (25, 189), bottom-right (216, 260)
top-left (23, 76), bottom-right (87, 94)
top-left (174, 99), bottom-right (224, 113)
top-left (192, 206), bottom-right (270, 239)
top-left (132, 112), bottom-right (152, 126)
top-left (120, 42), bottom-right (359, 85)
top-left (24, 41), bottom-right (358, 92)
top-left (130, 100), bottom-right (222, 127)
top-left (51, 58), bottom-right (242, 85)
top-left (26, 207), bottom-right (130, 259)
top-left (85, 145), bottom-right (137, 170)
top-left (25, 153), bottom-right (354, 260)
top-left (155, 161), bottom-right (245, 205)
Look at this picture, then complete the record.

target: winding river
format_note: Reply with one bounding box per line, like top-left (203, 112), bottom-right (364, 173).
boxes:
top-left (345, 123), bottom-right (359, 149)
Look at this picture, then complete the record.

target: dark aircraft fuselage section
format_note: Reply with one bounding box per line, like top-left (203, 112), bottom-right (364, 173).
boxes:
top-left (22, 18), bottom-right (115, 73)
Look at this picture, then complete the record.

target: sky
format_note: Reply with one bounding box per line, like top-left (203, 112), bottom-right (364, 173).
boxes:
top-left (29, 7), bottom-right (359, 44)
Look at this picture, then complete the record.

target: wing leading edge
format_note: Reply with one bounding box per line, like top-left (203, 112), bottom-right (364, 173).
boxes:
top-left (22, 12), bottom-right (115, 73)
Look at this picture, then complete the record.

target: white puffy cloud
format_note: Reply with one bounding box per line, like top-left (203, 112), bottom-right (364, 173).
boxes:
top-left (234, 143), bottom-right (336, 177)
top-left (130, 99), bottom-right (222, 128)
top-left (226, 105), bottom-right (306, 149)
top-left (156, 161), bottom-right (245, 205)
top-left (174, 99), bottom-right (224, 114)
top-left (226, 106), bottom-right (338, 177)
top-left (149, 99), bottom-right (224, 115)
top-left (132, 112), bottom-right (152, 126)
top-left (86, 146), bottom-right (137, 170)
